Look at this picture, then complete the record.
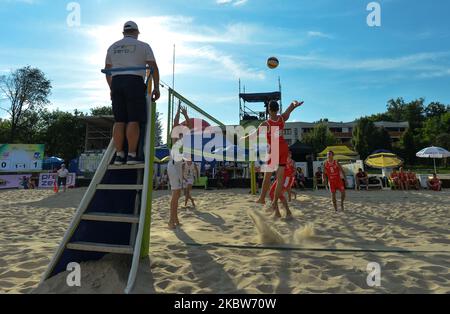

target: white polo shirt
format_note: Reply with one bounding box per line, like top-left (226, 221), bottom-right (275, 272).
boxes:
top-left (58, 168), bottom-right (69, 178)
top-left (105, 35), bottom-right (156, 79)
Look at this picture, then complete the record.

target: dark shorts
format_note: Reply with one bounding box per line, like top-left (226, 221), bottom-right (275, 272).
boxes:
top-left (111, 75), bottom-right (147, 123)
top-left (58, 177), bottom-right (67, 186)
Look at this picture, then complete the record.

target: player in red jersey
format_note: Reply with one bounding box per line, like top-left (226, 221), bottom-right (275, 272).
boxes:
top-left (268, 150), bottom-right (296, 219)
top-left (252, 100), bottom-right (304, 215)
top-left (323, 151), bottom-right (346, 212)
top-left (285, 151), bottom-right (297, 202)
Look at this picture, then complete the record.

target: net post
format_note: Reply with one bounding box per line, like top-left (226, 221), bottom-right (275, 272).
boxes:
top-left (167, 89), bottom-right (173, 147)
top-left (250, 161), bottom-right (257, 195)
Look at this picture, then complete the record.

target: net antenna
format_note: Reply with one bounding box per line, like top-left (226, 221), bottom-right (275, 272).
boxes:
top-left (166, 88), bottom-right (226, 147)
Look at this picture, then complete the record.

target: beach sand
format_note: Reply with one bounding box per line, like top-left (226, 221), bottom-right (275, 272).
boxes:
top-left (0, 188), bottom-right (449, 294)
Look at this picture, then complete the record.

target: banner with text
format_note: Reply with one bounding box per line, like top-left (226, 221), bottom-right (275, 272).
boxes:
top-left (38, 173), bottom-right (77, 189)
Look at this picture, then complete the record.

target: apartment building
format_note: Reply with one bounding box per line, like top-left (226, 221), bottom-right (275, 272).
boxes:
top-left (282, 121), bottom-right (409, 146)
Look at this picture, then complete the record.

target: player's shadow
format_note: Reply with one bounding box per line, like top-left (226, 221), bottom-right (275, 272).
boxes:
top-left (174, 228), bottom-right (242, 293)
top-left (132, 257), bottom-right (157, 294)
top-left (191, 209), bottom-right (229, 232)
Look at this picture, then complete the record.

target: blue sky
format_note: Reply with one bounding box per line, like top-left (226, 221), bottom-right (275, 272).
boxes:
top-left (1, 0), bottom-right (450, 135)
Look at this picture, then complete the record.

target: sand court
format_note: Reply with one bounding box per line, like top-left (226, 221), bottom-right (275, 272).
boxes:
top-left (0, 188), bottom-right (448, 294)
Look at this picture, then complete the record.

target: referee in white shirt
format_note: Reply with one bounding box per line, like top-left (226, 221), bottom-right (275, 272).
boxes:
top-left (105, 21), bottom-right (160, 165)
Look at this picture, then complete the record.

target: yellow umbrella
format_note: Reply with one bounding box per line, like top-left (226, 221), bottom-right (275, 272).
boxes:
top-left (319, 145), bottom-right (358, 157)
top-left (334, 155), bottom-right (355, 161)
top-left (365, 153), bottom-right (403, 169)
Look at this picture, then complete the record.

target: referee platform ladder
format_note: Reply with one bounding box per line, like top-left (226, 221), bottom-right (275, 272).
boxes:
top-left (41, 66), bottom-right (157, 294)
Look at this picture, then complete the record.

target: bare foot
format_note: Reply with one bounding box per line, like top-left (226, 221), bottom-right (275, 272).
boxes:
top-left (273, 211), bottom-right (282, 219)
top-left (285, 210), bottom-right (293, 220)
top-left (255, 198), bottom-right (266, 205)
top-left (168, 222), bottom-right (177, 230)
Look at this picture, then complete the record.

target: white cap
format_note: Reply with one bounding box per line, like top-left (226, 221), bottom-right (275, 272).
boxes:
top-left (123, 21), bottom-right (140, 33)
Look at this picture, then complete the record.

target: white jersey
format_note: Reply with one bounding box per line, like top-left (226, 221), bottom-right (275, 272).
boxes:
top-left (106, 36), bottom-right (155, 79)
top-left (57, 168), bottom-right (69, 178)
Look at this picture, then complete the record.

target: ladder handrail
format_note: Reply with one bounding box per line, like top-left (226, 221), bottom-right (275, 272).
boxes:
top-left (41, 140), bottom-right (116, 282)
top-left (124, 75), bottom-right (155, 294)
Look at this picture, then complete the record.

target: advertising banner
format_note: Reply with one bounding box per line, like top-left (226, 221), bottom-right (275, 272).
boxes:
top-left (295, 162), bottom-right (309, 178)
top-left (0, 174), bottom-right (33, 189)
top-left (38, 173), bottom-right (77, 189)
top-left (0, 144), bottom-right (44, 172)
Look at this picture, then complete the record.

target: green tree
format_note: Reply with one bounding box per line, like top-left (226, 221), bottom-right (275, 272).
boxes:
top-left (0, 66), bottom-right (51, 142)
top-left (398, 128), bottom-right (423, 165)
top-left (425, 102), bottom-right (448, 118)
top-left (386, 98), bottom-right (406, 121)
top-left (352, 118), bottom-right (380, 159)
top-left (39, 110), bottom-right (85, 162)
top-left (302, 123), bottom-right (337, 154)
top-left (404, 98), bottom-right (425, 130)
top-left (0, 119), bottom-right (10, 143)
top-left (14, 110), bottom-right (43, 144)
top-left (372, 127), bottom-right (393, 152)
top-left (91, 106), bottom-right (113, 116)
top-left (155, 112), bottom-right (163, 146)
top-left (421, 112), bottom-right (450, 146)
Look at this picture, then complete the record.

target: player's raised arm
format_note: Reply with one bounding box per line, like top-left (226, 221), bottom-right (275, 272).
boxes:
top-left (282, 100), bottom-right (304, 121)
top-left (241, 121), bottom-right (269, 140)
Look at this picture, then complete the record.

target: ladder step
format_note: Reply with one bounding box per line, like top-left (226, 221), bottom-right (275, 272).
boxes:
top-left (82, 212), bottom-right (140, 224)
top-left (97, 184), bottom-right (143, 190)
top-left (108, 164), bottom-right (145, 170)
top-left (67, 242), bottom-right (134, 255)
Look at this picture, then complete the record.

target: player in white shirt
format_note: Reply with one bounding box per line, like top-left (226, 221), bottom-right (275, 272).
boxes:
top-left (167, 105), bottom-right (192, 230)
top-left (183, 159), bottom-right (199, 208)
top-left (57, 164), bottom-right (69, 193)
top-left (105, 21), bottom-right (160, 165)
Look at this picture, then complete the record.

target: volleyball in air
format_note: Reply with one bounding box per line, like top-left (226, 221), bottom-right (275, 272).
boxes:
top-left (267, 56), bottom-right (279, 69)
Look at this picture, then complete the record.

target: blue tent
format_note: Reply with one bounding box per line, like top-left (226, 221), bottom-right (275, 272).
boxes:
top-left (43, 156), bottom-right (65, 170)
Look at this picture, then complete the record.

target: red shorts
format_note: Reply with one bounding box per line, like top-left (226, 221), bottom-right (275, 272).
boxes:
top-left (267, 141), bottom-right (289, 167)
top-left (329, 178), bottom-right (345, 193)
top-left (269, 176), bottom-right (294, 202)
top-left (284, 176), bottom-right (295, 189)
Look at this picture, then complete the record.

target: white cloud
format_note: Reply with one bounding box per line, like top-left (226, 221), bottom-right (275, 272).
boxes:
top-left (417, 68), bottom-right (450, 79)
top-left (0, 0), bottom-right (37, 4)
top-left (233, 0), bottom-right (248, 6)
top-left (283, 52), bottom-right (450, 72)
top-left (79, 16), bottom-right (265, 80)
top-left (307, 31), bottom-right (333, 39)
top-left (216, 0), bottom-right (248, 7)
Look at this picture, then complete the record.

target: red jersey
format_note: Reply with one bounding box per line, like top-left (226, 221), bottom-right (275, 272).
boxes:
top-left (324, 160), bottom-right (342, 181)
top-left (266, 116), bottom-right (289, 166)
top-left (284, 159), bottom-right (295, 177)
top-left (399, 172), bottom-right (407, 181)
top-left (266, 116), bottom-right (286, 145)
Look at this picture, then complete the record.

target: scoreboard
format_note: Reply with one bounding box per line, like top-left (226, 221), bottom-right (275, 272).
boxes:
top-left (0, 144), bottom-right (45, 172)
